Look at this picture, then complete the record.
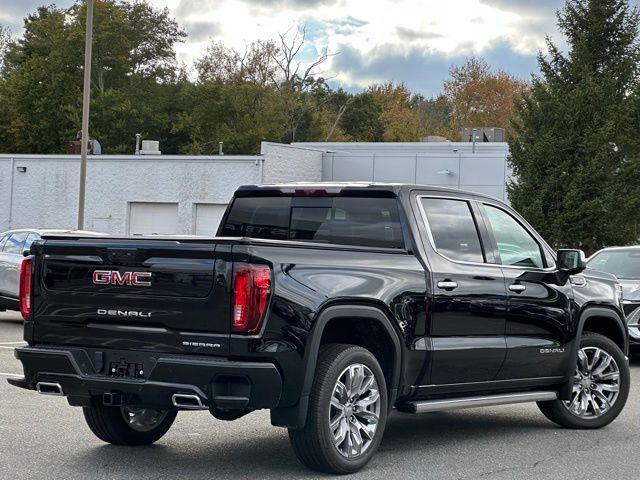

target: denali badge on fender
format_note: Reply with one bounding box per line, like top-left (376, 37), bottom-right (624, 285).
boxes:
top-left (92, 270), bottom-right (152, 287)
top-left (97, 309), bottom-right (152, 318)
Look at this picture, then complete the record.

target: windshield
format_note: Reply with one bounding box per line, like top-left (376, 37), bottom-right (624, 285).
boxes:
top-left (587, 249), bottom-right (640, 280)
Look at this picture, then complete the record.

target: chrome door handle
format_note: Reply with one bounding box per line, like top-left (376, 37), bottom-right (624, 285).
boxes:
top-left (437, 281), bottom-right (458, 290)
top-left (509, 284), bottom-right (526, 293)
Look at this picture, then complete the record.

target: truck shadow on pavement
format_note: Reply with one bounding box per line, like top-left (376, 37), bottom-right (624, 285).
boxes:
top-left (67, 409), bottom-right (557, 479)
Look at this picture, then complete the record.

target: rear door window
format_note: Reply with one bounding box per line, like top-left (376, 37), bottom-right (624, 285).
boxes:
top-left (421, 198), bottom-right (485, 263)
top-left (3, 232), bottom-right (28, 255)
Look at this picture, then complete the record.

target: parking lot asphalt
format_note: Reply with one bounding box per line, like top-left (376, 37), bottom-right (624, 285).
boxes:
top-left (1, 310), bottom-right (639, 480)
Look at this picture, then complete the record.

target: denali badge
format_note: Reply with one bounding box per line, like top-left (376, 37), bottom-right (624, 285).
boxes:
top-left (540, 348), bottom-right (565, 354)
top-left (97, 309), bottom-right (152, 318)
top-left (93, 270), bottom-right (152, 287)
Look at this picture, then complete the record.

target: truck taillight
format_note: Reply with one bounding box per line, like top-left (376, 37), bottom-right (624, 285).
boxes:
top-left (19, 256), bottom-right (34, 320)
top-left (232, 263), bottom-right (271, 334)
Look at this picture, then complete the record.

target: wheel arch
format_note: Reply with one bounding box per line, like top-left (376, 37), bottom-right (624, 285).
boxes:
top-left (271, 304), bottom-right (403, 429)
top-left (577, 307), bottom-right (628, 354)
top-left (559, 306), bottom-right (628, 400)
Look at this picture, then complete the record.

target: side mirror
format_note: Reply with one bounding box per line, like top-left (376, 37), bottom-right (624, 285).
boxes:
top-left (557, 249), bottom-right (586, 275)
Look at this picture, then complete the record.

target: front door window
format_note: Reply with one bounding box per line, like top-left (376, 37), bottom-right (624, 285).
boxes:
top-left (484, 205), bottom-right (544, 269)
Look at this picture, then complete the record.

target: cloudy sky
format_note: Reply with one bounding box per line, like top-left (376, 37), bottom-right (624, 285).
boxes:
top-left (0, 0), bottom-right (588, 95)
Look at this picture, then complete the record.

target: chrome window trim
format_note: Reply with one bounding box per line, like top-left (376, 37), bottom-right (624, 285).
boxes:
top-left (416, 194), bottom-right (557, 273)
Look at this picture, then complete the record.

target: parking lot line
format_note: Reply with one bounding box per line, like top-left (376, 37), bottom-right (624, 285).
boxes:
top-left (0, 342), bottom-right (27, 345)
top-left (0, 372), bottom-right (20, 377)
top-left (0, 345), bottom-right (19, 350)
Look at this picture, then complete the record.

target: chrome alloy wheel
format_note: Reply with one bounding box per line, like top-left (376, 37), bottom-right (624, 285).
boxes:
top-left (329, 363), bottom-right (381, 458)
top-left (563, 346), bottom-right (620, 419)
top-left (121, 407), bottom-right (168, 432)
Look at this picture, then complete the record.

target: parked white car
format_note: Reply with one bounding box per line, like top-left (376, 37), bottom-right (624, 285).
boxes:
top-left (0, 229), bottom-right (104, 312)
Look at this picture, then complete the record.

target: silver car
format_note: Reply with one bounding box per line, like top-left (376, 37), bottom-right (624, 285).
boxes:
top-left (587, 246), bottom-right (640, 352)
top-left (0, 229), bottom-right (104, 312)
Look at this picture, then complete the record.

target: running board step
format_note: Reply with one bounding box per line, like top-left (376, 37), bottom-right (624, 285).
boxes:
top-left (401, 391), bottom-right (558, 414)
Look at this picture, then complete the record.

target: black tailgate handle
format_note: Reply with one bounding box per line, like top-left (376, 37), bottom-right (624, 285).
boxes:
top-left (106, 248), bottom-right (141, 265)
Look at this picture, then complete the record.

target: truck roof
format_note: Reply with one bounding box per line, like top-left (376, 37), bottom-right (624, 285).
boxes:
top-left (236, 182), bottom-right (502, 202)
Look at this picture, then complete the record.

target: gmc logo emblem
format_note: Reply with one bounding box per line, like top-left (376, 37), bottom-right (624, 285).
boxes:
top-left (92, 270), bottom-right (152, 287)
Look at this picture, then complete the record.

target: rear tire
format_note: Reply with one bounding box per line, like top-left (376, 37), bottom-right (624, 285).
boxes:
top-left (83, 404), bottom-right (177, 446)
top-left (289, 344), bottom-right (388, 474)
top-left (537, 332), bottom-right (629, 429)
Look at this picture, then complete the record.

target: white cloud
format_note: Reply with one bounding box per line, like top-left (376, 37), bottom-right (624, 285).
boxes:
top-left (147, 0), bottom-right (553, 90)
top-left (2, 0), bottom-right (562, 93)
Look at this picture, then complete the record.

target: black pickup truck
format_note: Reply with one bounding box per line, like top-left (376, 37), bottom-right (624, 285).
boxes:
top-left (9, 183), bottom-right (630, 474)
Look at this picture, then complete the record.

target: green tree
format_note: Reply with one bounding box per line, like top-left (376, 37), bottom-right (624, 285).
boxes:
top-left (411, 94), bottom-right (453, 140)
top-left (340, 92), bottom-right (384, 142)
top-left (175, 40), bottom-right (286, 154)
top-left (509, 0), bottom-right (640, 253)
top-left (0, 1), bottom-right (186, 154)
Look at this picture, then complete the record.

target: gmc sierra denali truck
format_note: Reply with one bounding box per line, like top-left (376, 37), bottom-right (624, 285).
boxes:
top-left (9, 183), bottom-right (630, 474)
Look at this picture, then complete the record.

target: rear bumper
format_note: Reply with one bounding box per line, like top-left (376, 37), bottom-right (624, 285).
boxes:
top-left (9, 346), bottom-right (282, 411)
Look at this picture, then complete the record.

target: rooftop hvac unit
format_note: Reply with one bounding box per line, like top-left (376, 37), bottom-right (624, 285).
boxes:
top-left (139, 140), bottom-right (161, 155)
top-left (460, 127), bottom-right (505, 143)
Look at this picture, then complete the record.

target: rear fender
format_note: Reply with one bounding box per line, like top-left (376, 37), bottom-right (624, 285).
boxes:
top-left (271, 304), bottom-right (402, 429)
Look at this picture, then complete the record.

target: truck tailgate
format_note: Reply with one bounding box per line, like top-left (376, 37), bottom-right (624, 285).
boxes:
top-left (30, 237), bottom-right (232, 354)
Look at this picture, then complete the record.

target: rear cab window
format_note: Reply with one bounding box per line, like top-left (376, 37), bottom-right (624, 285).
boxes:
top-left (220, 195), bottom-right (405, 249)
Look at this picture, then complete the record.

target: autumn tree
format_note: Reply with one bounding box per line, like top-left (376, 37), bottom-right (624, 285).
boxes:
top-left (509, 0), bottom-right (640, 252)
top-left (412, 94), bottom-right (453, 139)
top-left (368, 82), bottom-right (421, 141)
top-left (443, 57), bottom-right (527, 139)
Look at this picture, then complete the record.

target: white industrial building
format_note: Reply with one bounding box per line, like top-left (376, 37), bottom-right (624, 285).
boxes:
top-left (0, 141), bottom-right (510, 236)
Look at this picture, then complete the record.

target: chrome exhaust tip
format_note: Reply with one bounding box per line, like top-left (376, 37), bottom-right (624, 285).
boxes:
top-left (171, 393), bottom-right (207, 410)
top-left (36, 382), bottom-right (64, 396)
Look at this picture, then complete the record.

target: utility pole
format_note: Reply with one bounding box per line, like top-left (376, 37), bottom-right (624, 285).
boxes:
top-left (77, 0), bottom-right (94, 230)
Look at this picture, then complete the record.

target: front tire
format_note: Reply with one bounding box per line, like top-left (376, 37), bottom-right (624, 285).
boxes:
top-left (537, 332), bottom-right (629, 429)
top-left (289, 344), bottom-right (388, 474)
top-left (83, 404), bottom-right (177, 446)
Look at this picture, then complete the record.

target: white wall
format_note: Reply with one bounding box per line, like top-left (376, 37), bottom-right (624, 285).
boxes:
top-left (294, 141), bottom-right (511, 202)
top-left (260, 142), bottom-right (324, 183)
top-left (0, 141), bottom-right (510, 236)
top-left (0, 145), bottom-right (325, 236)
top-left (0, 154), bottom-right (261, 235)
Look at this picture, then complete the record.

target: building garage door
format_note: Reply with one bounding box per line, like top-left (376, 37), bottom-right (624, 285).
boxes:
top-left (194, 204), bottom-right (227, 237)
top-left (129, 202), bottom-right (179, 236)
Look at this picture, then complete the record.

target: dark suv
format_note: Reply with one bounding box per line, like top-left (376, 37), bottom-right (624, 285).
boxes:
top-left (9, 183), bottom-right (630, 474)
